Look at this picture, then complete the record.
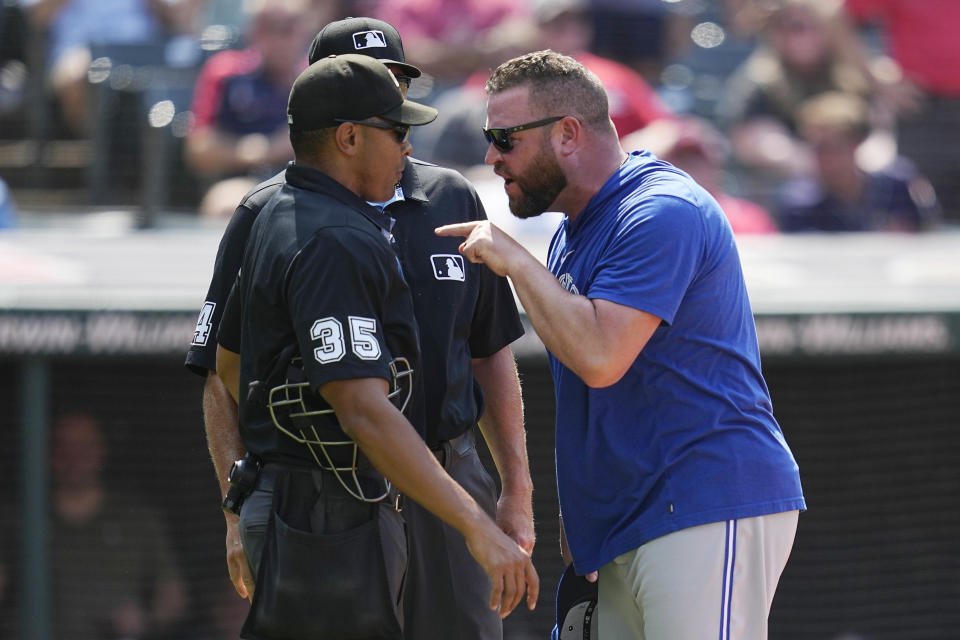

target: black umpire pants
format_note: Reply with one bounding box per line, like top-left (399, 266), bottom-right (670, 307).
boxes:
top-left (238, 464), bottom-right (407, 637)
top-left (403, 428), bottom-right (503, 640)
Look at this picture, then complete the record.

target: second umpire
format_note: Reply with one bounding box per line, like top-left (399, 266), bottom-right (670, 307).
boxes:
top-left (185, 17), bottom-right (534, 640)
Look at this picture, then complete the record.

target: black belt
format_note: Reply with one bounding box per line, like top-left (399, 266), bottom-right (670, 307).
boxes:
top-left (430, 428), bottom-right (476, 467)
top-left (264, 442), bottom-right (374, 473)
top-left (257, 462), bottom-right (370, 490)
top-left (257, 462), bottom-right (398, 505)
top-left (258, 462), bottom-right (312, 486)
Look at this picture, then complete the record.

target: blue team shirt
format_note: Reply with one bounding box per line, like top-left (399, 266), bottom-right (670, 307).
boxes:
top-left (548, 151), bottom-right (805, 573)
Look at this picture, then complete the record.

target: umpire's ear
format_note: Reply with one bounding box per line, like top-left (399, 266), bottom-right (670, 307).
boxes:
top-left (334, 122), bottom-right (362, 156)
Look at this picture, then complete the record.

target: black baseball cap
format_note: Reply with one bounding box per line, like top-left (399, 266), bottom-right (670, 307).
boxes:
top-left (308, 17), bottom-right (421, 78)
top-left (287, 54), bottom-right (437, 132)
top-left (552, 564), bottom-right (598, 640)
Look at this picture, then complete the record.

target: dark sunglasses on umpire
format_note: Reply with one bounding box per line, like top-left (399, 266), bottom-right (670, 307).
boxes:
top-left (335, 118), bottom-right (410, 144)
top-left (482, 116), bottom-right (565, 153)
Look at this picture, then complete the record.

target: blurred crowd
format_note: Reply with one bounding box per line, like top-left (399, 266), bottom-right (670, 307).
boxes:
top-left (0, 0), bottom-right (956, 231)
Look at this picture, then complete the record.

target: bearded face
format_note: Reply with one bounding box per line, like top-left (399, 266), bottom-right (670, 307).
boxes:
top-left (499, 137), bottom-right (568, 219)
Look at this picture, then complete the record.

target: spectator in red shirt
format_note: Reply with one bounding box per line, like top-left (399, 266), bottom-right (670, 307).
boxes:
top-left (185, 0), bottom-right (317, 218)
top-left (844, 0), bottom-right (960, 98)
top-left (844, 0), bottom-right (960, 222)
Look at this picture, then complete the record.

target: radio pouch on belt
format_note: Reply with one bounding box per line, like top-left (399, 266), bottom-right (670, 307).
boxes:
top-left (240, 467), bottom-right (405, 640)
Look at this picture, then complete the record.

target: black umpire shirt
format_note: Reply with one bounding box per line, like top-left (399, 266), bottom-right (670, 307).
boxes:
top-left (186, 158), bottom-right (523, 447)
top-left (217, 163), bottom-right (423, 465)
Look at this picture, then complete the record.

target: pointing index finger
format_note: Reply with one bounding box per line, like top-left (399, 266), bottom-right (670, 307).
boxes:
top-left (435, 221), bottom-right (481, 237)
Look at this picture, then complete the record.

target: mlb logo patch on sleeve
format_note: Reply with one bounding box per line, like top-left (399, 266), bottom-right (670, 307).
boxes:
top-left (431, 254), bottom-right (465, 281)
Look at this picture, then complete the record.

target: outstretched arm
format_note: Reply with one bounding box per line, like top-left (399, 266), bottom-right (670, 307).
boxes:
top-left (472, 346), bottom-right (534, 554)
top-left (437, 221), bottom-right (661, 388)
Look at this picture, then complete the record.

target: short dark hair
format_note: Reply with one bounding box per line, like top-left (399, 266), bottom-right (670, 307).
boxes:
top-left (290, 127), bottom-right (336, 160)
top-left (485, 50), bottom-right (610, 130)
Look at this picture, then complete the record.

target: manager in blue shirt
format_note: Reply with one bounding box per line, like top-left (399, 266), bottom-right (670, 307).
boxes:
top-left (439, 50), bottom-right (805, 640)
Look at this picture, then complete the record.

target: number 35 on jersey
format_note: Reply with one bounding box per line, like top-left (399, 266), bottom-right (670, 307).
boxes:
top-left (311, 316), bottom-right (381, 363)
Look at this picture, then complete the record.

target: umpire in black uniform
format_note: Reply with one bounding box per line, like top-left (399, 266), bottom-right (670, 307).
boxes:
top-left (186, 18), bottom-right (535, 640)
top-left (215, 54), bottom-right (538, 638)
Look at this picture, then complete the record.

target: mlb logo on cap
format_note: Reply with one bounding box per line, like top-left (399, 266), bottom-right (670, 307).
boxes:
top-left (309, 18), bottom-right (421, 78)
top-left (353, 30), bottom-right (388, 50)
top-left (552, 565), bottom-right (598, 640)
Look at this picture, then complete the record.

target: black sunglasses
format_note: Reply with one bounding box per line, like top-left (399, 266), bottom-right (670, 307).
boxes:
top-left (482, 116), bottom-right (565, 152)
top-left (335, 118), bottom-right (410, 144)
top-left (395, 76), bottom-right (412, 90)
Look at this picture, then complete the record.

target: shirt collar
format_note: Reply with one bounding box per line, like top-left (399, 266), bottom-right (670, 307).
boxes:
top-left (369, 184), bottom-right (405, 210)
top-left (284, 162), bottom-right (395, 236)
top-left (397, 157), bottom-right (429, 204)
top-left (566, 151), bottom-right (644, 237)
top-left (370, 158), bottom-right (429, 213)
